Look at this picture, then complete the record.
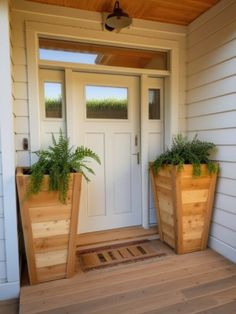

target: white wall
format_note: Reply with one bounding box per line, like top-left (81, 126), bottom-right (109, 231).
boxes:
top-left (11, 0), bottom-right (186, 167)
top-left (0, 145), bottom-right (6, 283)
top-left (186, 0), bottom-right (236, 263)
top-left (0, 0), bottom-right (20, 300)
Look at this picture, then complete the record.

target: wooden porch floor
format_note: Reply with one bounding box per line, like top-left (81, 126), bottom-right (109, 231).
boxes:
top-left (19, 240), bottom-right (236, 314)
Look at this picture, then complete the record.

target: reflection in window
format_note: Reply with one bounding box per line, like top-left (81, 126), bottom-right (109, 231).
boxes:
top-left (44, 82), bottom-right (63, 118)
top-left (40, 49), bottom-right (97, 64)
top-left (86, 86), bottom-right (128, 119)
top-left (149, 89), bottom-right (160, 120)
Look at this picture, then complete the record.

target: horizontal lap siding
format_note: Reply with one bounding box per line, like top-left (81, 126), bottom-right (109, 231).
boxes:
top-left (186, 0), bottom-right (236, 262)
top-left (12, 15), bottom-right (30, 167)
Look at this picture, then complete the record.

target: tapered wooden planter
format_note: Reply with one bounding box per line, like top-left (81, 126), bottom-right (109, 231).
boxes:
top-left (150, 164), bottom-right (217, 254)
top-left (16, 167), bottom-right (82, 284)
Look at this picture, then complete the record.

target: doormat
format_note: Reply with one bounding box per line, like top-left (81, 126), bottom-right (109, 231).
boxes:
top-left (77, 240), bottom-right (167, 271)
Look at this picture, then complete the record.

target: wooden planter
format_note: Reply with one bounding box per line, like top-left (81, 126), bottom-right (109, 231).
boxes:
top-left (150, 164), bottom-right (217, 254)
top-left (16, 167), bottom-right (82, 284)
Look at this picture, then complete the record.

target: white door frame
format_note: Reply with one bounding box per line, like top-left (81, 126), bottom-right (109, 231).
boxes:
top-left (26, 21), bottom-right (179, 229)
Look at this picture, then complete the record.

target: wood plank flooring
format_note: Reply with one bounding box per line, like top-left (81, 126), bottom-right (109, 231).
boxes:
top-left (19, 240), bottom-right (236, 314)
top-left (0, 298), bottom-right (18, 314)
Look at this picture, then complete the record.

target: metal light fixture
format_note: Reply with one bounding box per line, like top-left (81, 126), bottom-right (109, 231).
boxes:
top-left (105, 1), bottom-right (132, 31)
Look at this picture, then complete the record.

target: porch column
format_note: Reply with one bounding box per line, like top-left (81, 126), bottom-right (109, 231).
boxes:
top-left (0, 0), bottom-right (20, 300)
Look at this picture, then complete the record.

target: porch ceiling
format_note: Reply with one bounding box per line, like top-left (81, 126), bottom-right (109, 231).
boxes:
top-left (27, 0), bottom-right (220, 26)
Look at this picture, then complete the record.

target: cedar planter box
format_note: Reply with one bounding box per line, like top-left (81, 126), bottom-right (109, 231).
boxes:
top-left (150, 164), bottom-right (217, 254)
top-left (16, 167), bottom-right (82, 284)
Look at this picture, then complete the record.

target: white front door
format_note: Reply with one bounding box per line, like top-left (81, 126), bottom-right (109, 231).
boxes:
top-left (72, 72), bottom-right (141, 233)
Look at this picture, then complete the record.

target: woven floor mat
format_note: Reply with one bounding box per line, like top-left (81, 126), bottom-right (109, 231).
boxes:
top-left (77, 240), bottom-right (167, 271)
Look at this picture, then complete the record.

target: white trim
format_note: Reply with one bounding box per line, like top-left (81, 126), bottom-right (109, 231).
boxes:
top-left (65, 68), bottom-right (75, 143)
top-left (26, 20), bottom-right (179, 51)
top-left (0, 0), bottom-right (20, 298)
top-left (39, 60), bottom-right (170, 77)
top-left (26, 28), bottom-right (41, 163)
top-left (140, 74), bottom-right (149, 228)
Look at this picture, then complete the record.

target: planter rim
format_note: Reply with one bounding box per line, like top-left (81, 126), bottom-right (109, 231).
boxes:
top-left (16, 167), bottom-right (82, 177)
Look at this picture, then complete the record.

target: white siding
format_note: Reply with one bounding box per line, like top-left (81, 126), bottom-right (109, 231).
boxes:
top-left (11, 10), bottom-right (30, 166)
top-left (186, 0), bottom-right (236, 263)
top-left (11, 0), bottom-right (186, 166)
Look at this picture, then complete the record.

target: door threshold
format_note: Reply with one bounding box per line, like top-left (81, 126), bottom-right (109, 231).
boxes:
top-left (76, 225), bottom-right (159, 250)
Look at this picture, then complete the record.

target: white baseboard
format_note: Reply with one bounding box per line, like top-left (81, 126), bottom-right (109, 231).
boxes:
top-left (209, 236), bottom-right (236, 263)
top-left (0, 281), bottom-right (20, 301)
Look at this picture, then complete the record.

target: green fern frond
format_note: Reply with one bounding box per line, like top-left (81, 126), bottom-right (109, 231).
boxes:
top-left (153, 134), bottom-right (218, 176)
top-left (27, 131), bottom-right (100, 203)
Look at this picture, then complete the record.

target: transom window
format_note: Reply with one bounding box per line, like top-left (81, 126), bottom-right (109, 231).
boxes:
top-left (39, 37), bottom-right (169, 70)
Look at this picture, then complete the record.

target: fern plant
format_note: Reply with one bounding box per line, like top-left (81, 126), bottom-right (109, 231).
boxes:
top-left (153, 134), bottom-right (218, 176)
top-left (27, 131), bottom-right (100, 203)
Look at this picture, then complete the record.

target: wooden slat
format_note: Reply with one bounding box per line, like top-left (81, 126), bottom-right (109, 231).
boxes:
top-left (32, 220), bottom-right (70, 239)
top-left (173, 167), bottom-right (183, 254)
top-left (181, 177), bottom-right (211, 190)
top-left (155, 175), bottom-right (172, 190)
top-left (34, 235), bottom-right (69, 253)
top-left (181, 189), bottom-right (209, 204)
top-left (156, 185), bottom-right (173, 199)
top-left (35, 250), bottom-right (68, 268)
top-left (146, 285), bottom-right (236, 314)
top-left (21, 174), bottom-right (73, 192)
top-left (16, 170), bottom-right (38, 284)
top-left (183, 231), bottom-right (203, 241)
top-left (201, 172), bottom-right (218, 250)
top-left (182, 239), bottom-right (202, 253)
top-left (196, 300), bottom-right (236, 314)
top-left (29, 205), bottom-right (71, 223)
top-left (0, 299), bottom-right (18, 314)
top-left (182, 202), bottom-right (206, 216)
top-left (157, 167), bottom-right (172, 177)
top-left (77, 225), bottom-right (158, 247)
top-left (182, 215), bottom-right (205, 229)
top-left (160, 211), bottom-right (174, 226)
top-left (149, 166), bottom-right (163, 240)
top-left (27, 190), bottom-right (73, 208)
top-left (162, 233), bottom-right (175, 248)
top-left (37, 264), bottom-right (67, 283)
top-left (29, 0), bottom-right (220, 26)
top-left (158, 197), bottom-right (174, 215)
top-left (161, 222), bottom-right (175, 241)
top-left (67, 173), bottom-right (82, 277)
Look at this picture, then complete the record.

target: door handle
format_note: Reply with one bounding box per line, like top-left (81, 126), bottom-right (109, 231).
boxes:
top-left (132, 152), bottom-right (140, 165)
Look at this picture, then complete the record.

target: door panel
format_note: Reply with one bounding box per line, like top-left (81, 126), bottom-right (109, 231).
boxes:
top-left (113, 133), bottom-right (132, 214)
top-left (72, 72), bottom-right (141, 233)
top-left (86, 133), bottom-right (106, 217)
